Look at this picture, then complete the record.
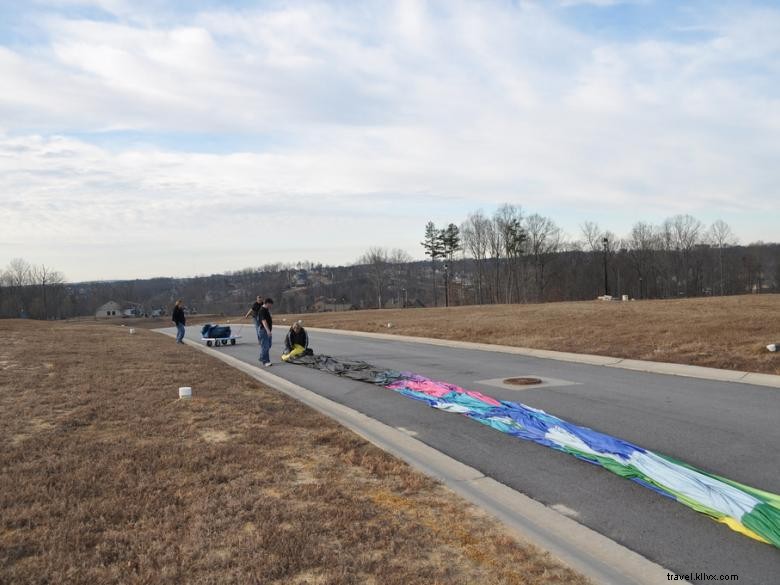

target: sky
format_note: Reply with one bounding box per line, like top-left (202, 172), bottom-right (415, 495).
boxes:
top-left (1, 0), bottom-right (779, 281)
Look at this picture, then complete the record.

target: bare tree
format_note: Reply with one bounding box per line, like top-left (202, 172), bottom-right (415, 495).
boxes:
top-left (359, 247), bottom-right (389, 308)
top-left (579, 221), bottom-right (621, 297)
top-left (580, 221), bottom-right (603, 252)
top-left (709, 219), bottom-right (737, 295)
top-left (493, 204), bottom-right (524, 303)
top-left (461, 211), bottom-right (491, 304)
top-left (32, 264), bottom-right (66, 319)
top-left (668, 214), bottom-right (703, 251)
top-left (7, 258), bottom-right (31, 287)
top-left (388, 248), bottom-right (412, 307)
top-left (626, 222), bottom-right (661, 298)
top-left (6, 258), bottom-right (32, 316)
top-left (665, 214), bottom-right (704, 296)
top-left (389, 248), bottom-right (412, 265)
top-left (525, 213), bottom-right (561, 301)
top-left (486, 213), bottom-right (504, 304)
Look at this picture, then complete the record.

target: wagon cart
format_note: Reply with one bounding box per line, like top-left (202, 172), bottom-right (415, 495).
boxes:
top-left (200, 323), bottom-right (243, 348)
top-left (201, 335), bottom-right (241, 347)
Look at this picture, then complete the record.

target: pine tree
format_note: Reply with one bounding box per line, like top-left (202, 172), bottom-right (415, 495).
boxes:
top-left (439, 223), bottom-right (461, 307)
top-left (421, 221), bottom-right (444, 306)
top-left (440, 223), bottom-right (461, 261)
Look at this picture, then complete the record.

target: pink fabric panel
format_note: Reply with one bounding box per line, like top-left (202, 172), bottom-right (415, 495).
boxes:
top-left (388, 378), bottom-right (451, 397)
top-left (387, 377), bottom-right (502, 406)
top-left (463, 389), bottom-right (502, 406)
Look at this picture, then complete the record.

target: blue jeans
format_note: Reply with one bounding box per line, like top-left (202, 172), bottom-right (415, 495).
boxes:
top-left (259, 329), bottom-right (272, 363)
top-left (175, 322), bottom-right (185, 342)
top-left (253, 318), bottom-right (262, 344)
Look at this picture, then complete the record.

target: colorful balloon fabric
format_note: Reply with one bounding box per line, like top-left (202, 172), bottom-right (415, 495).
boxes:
top-left (288, 354), bottom-right (780, 547)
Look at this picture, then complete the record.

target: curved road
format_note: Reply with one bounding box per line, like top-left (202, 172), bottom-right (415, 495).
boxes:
top-left (176, 325), bottom-right (779, 584)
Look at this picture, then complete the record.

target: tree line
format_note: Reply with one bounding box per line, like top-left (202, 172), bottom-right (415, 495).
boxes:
top-left (416, 207), bottom-right (776, 306)
top-left (0, 258), bottom-right (66, 319)
top-left (1, 208), bottom-right (777, 320)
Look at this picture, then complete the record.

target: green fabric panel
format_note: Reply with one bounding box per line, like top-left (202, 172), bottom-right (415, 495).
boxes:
top-left (742, 503), bottom-right (780, 548)
top-left (656, 452), bottom-right (780, 506)
top-left (560, 447), bottom-right (729, 520)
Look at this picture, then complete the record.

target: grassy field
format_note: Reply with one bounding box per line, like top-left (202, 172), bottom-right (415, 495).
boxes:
top-left (0, 320), bottom-right (587, 585)
top-left (278, 295), bottom-right (780, 375)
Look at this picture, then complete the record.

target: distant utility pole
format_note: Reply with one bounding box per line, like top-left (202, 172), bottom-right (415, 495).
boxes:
top-left (602, 236), bottom-right (610, 296)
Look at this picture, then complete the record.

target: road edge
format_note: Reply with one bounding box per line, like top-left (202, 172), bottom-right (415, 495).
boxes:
top-left (154, 328), bottom-right (682, 585)
top-left (299, 326), bottom-right (780, 388)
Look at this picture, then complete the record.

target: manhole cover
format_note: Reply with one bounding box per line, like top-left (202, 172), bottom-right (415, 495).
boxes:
top-left (503, 377), bottom-right (543, 386)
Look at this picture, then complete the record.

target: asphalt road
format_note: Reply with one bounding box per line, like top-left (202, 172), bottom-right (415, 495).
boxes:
top-left (175, 323), bottom-right (780, 584)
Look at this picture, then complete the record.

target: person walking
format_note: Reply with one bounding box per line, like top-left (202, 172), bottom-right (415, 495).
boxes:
top-left (244, 295), bottom-right (264, 343)
top-left (172, 299), bottom-right (186, 344)
top-left (258, 298), bottom-right (274, 366)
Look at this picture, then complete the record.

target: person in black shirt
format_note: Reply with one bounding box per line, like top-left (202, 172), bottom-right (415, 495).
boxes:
top-left (282, 321), bottom-right (309, 361)
top-left (257, 298), bottom-right (274, 366)
top-left (172, 299), bottom-right (186, 343)
top-left (244, 295), bottom-right (264, 343)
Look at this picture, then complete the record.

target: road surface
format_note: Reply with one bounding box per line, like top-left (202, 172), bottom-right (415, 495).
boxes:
top-left (172, 323), bottom-right (780, 583)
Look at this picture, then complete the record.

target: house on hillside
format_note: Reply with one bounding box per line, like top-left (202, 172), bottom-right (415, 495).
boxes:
top-left (95, 301), bottom-right (143, 318)
top-left (95, 301), bottom-right (123, 318)
top-left (293, 270), bottom-right (308, 287)
top-left (311, 297), bottom-right (353, 312)
top-left (122, 304), bottom-right (143, 317)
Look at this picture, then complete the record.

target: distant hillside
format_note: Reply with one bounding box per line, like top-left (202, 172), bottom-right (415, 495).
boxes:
top-left (3, 241), bottom-right (777, 319)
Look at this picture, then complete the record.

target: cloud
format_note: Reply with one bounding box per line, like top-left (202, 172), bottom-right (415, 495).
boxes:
top-left (556, 0), bottom-right (639, 6)
top-left (1, 0), bottom-right (778, 279)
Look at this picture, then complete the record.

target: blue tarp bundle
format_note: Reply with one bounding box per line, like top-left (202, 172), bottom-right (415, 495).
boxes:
top-left (200, 324), bottom-right (231, 338)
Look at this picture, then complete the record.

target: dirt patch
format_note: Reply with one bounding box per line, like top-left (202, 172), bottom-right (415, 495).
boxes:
top-left (277, 295), bottom-right (780, 376)
top-left (0, 320), bottom-right (588, 585)
top-left (200, 429), bottom-right (233, 443)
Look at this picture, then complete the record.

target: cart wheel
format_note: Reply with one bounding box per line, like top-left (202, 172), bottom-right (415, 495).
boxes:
top-left (206, 340), bottom-right (213, 347)
top-left (230, 339), bottom-right (236, 345)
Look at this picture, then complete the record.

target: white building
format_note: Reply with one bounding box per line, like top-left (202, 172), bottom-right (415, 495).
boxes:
top-left (95, 301), bottom-right (123, 318)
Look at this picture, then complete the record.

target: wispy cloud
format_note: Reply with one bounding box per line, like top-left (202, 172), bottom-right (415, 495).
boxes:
top-left (1, 0), bottom-right (778, 279)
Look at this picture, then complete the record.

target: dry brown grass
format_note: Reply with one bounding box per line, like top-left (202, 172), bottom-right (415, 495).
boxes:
top-left (0, 320), bottom-right (588, 585)
top-left (278, 295), bottom-right (780, 375)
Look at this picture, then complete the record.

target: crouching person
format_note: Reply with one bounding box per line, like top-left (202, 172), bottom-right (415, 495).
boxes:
top-left (282, 321), bottom-right (310, 361)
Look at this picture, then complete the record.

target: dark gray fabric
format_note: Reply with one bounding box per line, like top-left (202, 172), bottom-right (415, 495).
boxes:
top-left (286, 353), bottom-right (405, 385)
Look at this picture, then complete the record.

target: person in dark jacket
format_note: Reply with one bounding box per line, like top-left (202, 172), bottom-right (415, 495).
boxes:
top-left (257, 298), bottom-right (274, 366)
top-left (172, 299), bottom-right (186, 343)
top-left (282, 321), bottom-right (309, 361)
top-left (244, 295), bottom-right (264, 343)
